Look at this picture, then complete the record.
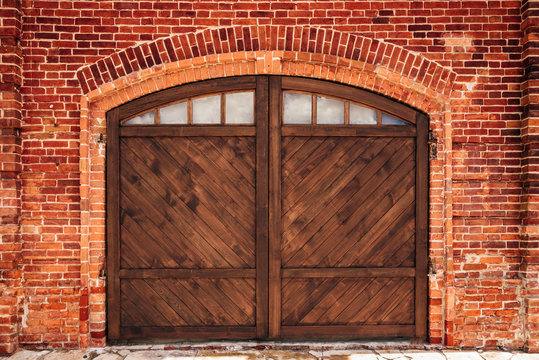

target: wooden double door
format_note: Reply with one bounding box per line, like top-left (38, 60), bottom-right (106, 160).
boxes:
top-left (107, 76), bottom-right (428, 341)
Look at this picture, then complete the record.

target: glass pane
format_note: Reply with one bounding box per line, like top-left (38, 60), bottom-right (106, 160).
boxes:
top-left (382, 113), bottom-right (407, 125)
top-left (283, 92), bottom-right (312, 124)
top-left (226, 92), bottom-right (254, 124)
top-left (193, 95), bottom-right (220, 124)
top-left (122, 111), bottom-right (155, 125)
top-left (317, 96), bottom-right (344, 124)
top-left (160, 101), bottom-right (187, 124)
top-left (350, 104), bottom-right (376, 125)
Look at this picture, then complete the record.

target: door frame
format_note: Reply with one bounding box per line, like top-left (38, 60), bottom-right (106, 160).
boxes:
top-left (106, 75), bottom-right (429, 341)
top-left (268, 77), bottom-right (428, 340)
top-left (107, 76), bottom-right (269, 339)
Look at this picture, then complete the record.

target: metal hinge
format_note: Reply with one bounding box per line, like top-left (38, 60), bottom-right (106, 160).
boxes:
top-left (99, 267), bottom-right (107, 279)
top-left (428, 131), bottom-right (438, 160)
top-left (428, 260), bottom-right (436, 275)
top-left (96, 133), bottom-right (105, 144)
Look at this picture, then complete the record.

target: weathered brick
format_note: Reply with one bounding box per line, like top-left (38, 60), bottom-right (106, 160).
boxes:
top-left (0, 0), bottom-right (537, 354)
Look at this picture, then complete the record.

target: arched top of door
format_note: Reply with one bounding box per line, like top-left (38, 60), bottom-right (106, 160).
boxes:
top-left (79, 26), bottom-right (456, 119)
top-left (113, 76), bottom-right (424, 129)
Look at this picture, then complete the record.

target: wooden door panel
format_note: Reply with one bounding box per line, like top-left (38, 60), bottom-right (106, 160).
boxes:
top-left (281, 136), bottom-right (416, 268)
top-left (116, 133), bottom-right (257, 337)
top-left (119, 136), bottom-right (255, 269)
top-left (121, 278), bottom-right (256, 327)
top-left (278, 131), bottom-right (419, 337)
top-left (281, 277), bottom-right (414, 326)
top-left (108, 76), bottom-right (428, 341)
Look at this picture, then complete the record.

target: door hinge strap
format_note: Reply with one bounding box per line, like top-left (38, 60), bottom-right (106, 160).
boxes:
top-left (428, 131), bottom-right (438, 160)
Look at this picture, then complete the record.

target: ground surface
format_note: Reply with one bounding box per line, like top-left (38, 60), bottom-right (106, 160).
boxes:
top-left (6, 343), bottom-right (539, 360)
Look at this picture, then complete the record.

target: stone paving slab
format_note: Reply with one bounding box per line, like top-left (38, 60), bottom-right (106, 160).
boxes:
top-left (6, 347), bottom-right (539, 360)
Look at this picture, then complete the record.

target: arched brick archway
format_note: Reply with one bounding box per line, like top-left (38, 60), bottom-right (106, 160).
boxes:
top-left (76, 25), bottom-right (456, 347)
top-left (77, 25), bottom-right (455, 111)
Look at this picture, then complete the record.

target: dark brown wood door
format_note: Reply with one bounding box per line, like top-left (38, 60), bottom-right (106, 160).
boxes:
top-left (118, 136), bottom-right (257, 338)
top-left (107, 76), bottom-right (428, 341)
top-left (279, 136), bottom-right (417, 337)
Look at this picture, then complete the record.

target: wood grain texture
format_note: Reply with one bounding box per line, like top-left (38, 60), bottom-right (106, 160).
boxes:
top-left (281, 278), bottom-right (415, 326)
top-left (109, 75), bottom-right (428, 341)
top-left (120, 269), bottom-right (256, 279)
top-left (121, 326), bottom-right (257, 340)
top-left (268, 76), bottom-right (282, 338)
top-left (280, 325), bottom-right (415, 338)
top-left (255, 76), bottom-right (269, 338)
top-left (415, 112), bottom-right (429, 340)
top-left (119, 136), bottom-right (256, 269)
top-left (121, 278), bottom-right (256, 327)
top-left (120, 126), bottom-right (255, 137)
top-left (106, 108), bottom-right (121, 340)
top-left (280, 136), bottom-right (416, 268)
top-left (281, 125), bottom-right (416, 137)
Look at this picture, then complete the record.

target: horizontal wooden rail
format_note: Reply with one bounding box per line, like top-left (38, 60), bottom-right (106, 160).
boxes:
top-left (121, 326), bottom-right (257, 339)
top-left (281, 125), bottom-right (416, 137)
top-left (282, 267), bottom-right (415, 278)
top-left (280, 325), bottom-right (415, 338)
top-left (120, 126), bottom-right (256, 137)
top-left (120, 268), bottom-right (256, 279)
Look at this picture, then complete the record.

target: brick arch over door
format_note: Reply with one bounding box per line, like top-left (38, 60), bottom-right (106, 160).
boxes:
top-left (76, 26), bottom-right (457, 347)
top-left (77, 25), bottom-right (456, 112)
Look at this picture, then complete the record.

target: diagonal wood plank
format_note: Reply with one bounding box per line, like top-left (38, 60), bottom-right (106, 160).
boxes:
top-left (281, 136), bottom-right (313, 168)
top-left (121, 215), bottom-right (183, 269)
top-left (120, 166), bottom-right (235, 268)
top-left (178, 279), bottom-right (241, 325)
top-left (363, 278), bottom-right (414, 324)
top-left (307, 153), bottom-right (416, 268)
top-left (121, 280), bottom-right (180, 326)
top-left (205, 136), bottom-right (256, 187)
top-left (332, 278), bottom-right (391, 324)
top-left (310, 279), bottom-right (372, 324)
top-left (280, 137), bottom-right (399, 259)
top-left (141, 138), bottom-right (256, 262)
top-left (133, 136), bottom-right (255, 243)
top-left (150, 279), bottom-right (203, 325)
top-left (281, 137), bottom-right (340, 192)
top-left (360, 207), bottom-right (416, 267)
top-left (281, 137), bottom-right (326, 182)
top-left (282, 137), bottom-right (395, 227)
top-left (283, 146), bottom-right (416, 267)
top-left (121, 140), bottom-right (252, 268)
top-left (282, 278), bottom-right (340, 325)
top-left (163, 279), bottom-right (217, 326)
top-left (281, 137), bottom-right (413, 257)
top-left (199, 279), bottom-right (254, 325)
top-left (281, 137), bottom-right (380, 216)
top-left (297, 279), bottom-right (361, 325)
top-left (336, 188), bottom-right (415, 267)
top-left (154, 137), bottom-right (256, 238)
top-left (120, 179), bottom-right (222, 268)
top-left (160, 137), bottom-right (255, 212)
top-left (381, 285), bottom-right (415, 324)
top-left (191, 136), bottom-right (255, 187)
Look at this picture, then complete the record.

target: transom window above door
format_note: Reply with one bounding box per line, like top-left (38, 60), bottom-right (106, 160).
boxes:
top-left (122, 91), bottom-right (255, 125)
top-left (283, 92), bottom-right (409, 126)
top-left (120, 86), bottom-right (410, 127)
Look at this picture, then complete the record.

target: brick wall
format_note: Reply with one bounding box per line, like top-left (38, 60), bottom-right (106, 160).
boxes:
top-left (0, 0), bottom-right (22, 354)
top-left (520, 0), bottom-right (539, 352)
top-left (0, 0), bottom-right (536, 353)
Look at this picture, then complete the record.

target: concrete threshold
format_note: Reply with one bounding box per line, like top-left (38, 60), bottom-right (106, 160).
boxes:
top-left (6, 342), bottom-right (537, 360)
